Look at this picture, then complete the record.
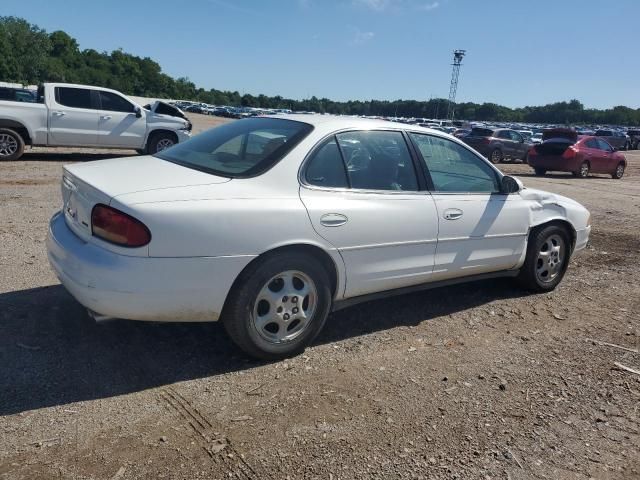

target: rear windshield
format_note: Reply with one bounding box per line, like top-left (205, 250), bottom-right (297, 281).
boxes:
top-left (469, 128), bottom-right (494, 137)
top-left (155, 118), bottom-right (313, 178)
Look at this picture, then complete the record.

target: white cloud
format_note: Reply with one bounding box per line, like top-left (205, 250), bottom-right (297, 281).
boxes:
top-left (352, 0), bottom-right (394, 11)
top-left (351, 28), bottom-right (375, 45)
top-left (353, 0), bottom-right (441, 12)
top-left (418, 1), bottom-right (439, 11)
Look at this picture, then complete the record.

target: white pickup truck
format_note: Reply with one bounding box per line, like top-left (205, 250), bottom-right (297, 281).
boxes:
top-left (0, 83), bottom-right (192, 161)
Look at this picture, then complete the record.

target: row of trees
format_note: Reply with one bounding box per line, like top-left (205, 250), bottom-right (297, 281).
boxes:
top-left (1, 16), bottom-right (638, 125)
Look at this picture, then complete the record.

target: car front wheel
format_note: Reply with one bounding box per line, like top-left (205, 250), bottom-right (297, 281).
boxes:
top-left (517, 224), bottom-right (570, 292)
top-left (222, 252), bottom-right (332, 360)
top-left (612, 162), bottom-right (625, 179)
top-left (147, 132), bottom-right (176, 154)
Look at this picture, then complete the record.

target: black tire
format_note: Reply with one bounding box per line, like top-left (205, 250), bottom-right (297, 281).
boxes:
top-left (489, 148), bottom-right (503, 164)
top-left (575, 161), bottom-right (589, 178)
top-left (517, 224), bottom-right (571, 293)
top-left (0, 128), bottom-right (25, 161)
top-left (146, 131), bottom-right (176, 155)
top-left (623, 142), bottom-right (630, 151)
top-left (534, 168), bottom-right (546, 176)
top-left (612, 162), bottom-right (625, 179)
top-left (222, 252), bottom-right (332, 360)
top-left (136, 148), bottom-right (146, 155)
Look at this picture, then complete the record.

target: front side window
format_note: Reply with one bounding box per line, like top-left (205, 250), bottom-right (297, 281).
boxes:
top-left (335, 130), bottom-right (418, 191)
top-left (497, 130), bottom-right (511, 140)
top-left (99, 91), bottom-right (135, 113)
top-left (510, 131), bottom-right (524, 142)
top-left (596, 139), bottom-right (613, 152)
top-left (155, 118), bottom-right (313, 178)
top-left (409, 133), bottom-right (500, 193)
top-left (55, 87), bottom-right (93, 109)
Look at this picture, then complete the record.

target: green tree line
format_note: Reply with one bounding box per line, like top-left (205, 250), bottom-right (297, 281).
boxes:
top-left (1, 16), bottom-right (638, 125)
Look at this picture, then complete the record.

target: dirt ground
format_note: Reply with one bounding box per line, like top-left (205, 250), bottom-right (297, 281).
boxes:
top-left (0, 115), bottom-right (639, 480)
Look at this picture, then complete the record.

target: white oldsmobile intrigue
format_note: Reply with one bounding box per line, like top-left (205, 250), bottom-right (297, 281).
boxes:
top-left (47, 115), bottom-right (591, 359)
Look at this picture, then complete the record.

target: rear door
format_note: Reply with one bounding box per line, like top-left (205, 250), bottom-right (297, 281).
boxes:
top-left (48, 86), bottom-right (100, 146)
top-left (97, 90), bottom-right (146, 148)
top-left (407, 132), bottom-right (530, 280)
top-left (299, 130), bottom-right (439, 298)
top-left (496, 130), bottom-right (515, 158)
top-left (509, 130), bottom-right (527, 159)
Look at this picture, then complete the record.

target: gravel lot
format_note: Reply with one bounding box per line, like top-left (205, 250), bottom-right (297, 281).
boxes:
top-left (1, 115), bottom-right (639, 479)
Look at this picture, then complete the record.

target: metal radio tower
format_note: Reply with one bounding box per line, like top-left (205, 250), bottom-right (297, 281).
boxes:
top-left (447, 49), bottom-right (466, 121)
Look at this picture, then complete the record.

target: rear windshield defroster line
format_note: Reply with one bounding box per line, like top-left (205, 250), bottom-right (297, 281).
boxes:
top-left (154, 117), bottom-right (314, 178)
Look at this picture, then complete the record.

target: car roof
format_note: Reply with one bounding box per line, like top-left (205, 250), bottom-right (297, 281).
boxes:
top-left (267, 113), bottom-right (445, 136)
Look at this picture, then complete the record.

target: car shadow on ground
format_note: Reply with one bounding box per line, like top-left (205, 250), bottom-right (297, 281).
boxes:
top-left (19, 151), bottom-right (137, 162)
top-left (0, 280), bottom-right (527, 415)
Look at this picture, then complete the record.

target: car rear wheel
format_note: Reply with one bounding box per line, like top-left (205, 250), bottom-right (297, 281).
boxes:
top-left (517, 224), bottom-right (570, 292)
top-left (0, 128), bottom-right (25, 161)
top-left (222, 252), bottom-right (332, 360)
top-left (489, 149), bottom-right (503, 164)
top-left (534, 168), bottom-right (546, 176)
top-left (147, 132), bottom-right (176, 154)
top-left (574, 161), bottom-right (589, 178)
top-left (612, 162), bottom-right (625, 179)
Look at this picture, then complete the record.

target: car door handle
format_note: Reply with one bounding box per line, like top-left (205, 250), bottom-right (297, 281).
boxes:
top-left (443, 208), bottom-right (463, 220)
top-left (320, 213), bottom-right (348, 227)
top-left (52, 111), bottom-right (65, 116)
top-left (100, 115), bottom-right (112, 120)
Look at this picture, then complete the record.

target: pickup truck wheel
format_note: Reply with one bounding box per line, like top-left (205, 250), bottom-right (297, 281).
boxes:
top-left (222, 252), bottom-right (332, 360)
top-left (147, 132), bottom-right (176, 154)
top-left (517, 224), bottom-right (570, 293)
top-left (489, 149), bottom-right (503, 164)
top-left (0, 128), bottom-right (25, 161)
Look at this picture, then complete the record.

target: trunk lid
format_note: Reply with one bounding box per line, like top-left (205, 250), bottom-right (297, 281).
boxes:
top-left (534, 128), bottom-right (578, 156)
top-left (61, 155), bottom-right (230, 244)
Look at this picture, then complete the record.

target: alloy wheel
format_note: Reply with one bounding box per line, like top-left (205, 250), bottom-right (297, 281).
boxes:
top-left (156, 138), bottom-right (174, 151)
top-left (252, 270), bottom-right (318, 344)
top-left (0, 134), bottom-right (18, 157)
top-left (535, 234), bottom-right (565, 284)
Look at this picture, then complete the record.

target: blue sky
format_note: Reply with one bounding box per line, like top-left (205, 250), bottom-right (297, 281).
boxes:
top-left (4, 0), bottom-right (639, 108)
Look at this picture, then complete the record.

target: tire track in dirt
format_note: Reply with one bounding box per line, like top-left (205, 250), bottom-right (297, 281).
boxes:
top-left (159, 387), bottom-right (269, 480)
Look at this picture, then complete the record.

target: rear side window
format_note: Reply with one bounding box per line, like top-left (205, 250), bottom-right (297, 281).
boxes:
top-left (305, 138), bottom-right (348, 188)
top-left (55, 87), bottom-right (93, 109)
top-left (409, 133), bottom-right (499, 193)
top-left (497, 130), bottom-right (512, 140)
top-left (336, 131), bottom-right (419, 191)
top-left (585, 139), bottom-right (599, 149)
top-left (596, 139), bottom-right (613, 152)
top-left (155, 117), bottom-right (313, 178)
top-left (99, 91), bottom-right (135, 113)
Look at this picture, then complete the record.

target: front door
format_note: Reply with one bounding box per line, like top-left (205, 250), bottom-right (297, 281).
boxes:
top-left (96, 90), bottom-right (146, 148)
top-left (48, 86), bottom-right (100, 147)
top-left (407, 132), bottom-right (530, 280)
top-left (299, 130), bottom-right (439, 298)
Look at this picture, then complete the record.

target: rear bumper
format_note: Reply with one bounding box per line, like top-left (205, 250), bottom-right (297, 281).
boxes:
top-left (46, 211), bottom-right (255, 322)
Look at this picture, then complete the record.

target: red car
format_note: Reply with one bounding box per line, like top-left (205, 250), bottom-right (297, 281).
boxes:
top-left (527, 129), bottom-right (626, 179)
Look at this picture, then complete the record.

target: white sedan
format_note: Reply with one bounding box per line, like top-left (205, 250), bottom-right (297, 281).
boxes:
top-left (47, 115), bottom-right (591, 359)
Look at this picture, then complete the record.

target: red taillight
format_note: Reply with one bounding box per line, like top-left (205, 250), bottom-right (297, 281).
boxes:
top-left (562, 146), bottom-right (578, 159)
top-left (528, 146), bottom-right (537, 156)
top-left (91, 204), bottom-right (151, 248)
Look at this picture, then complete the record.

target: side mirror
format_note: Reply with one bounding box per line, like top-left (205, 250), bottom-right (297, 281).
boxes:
top-left (501, 175), bottom-right (522, 194)
top-left (134, 106), bottom-right (142, 118)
